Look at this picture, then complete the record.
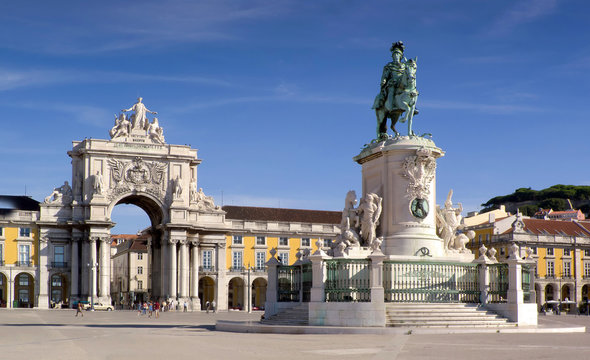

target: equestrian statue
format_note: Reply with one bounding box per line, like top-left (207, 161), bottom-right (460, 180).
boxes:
top-left (372, 41), bottom-right (419, 140)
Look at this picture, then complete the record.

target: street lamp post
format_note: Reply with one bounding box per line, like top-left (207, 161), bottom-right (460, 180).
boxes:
top-left (247, 263), bottom-right (251, 313)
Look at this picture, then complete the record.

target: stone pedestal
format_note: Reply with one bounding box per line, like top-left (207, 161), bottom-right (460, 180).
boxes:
top-left (353, 136), bottom-right (445, 257)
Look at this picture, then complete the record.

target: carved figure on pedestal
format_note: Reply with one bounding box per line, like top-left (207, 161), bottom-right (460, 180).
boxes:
top-left (147, 118), bottom-right (165, 144)
top-left (109, 114), bottom-right (131, 139)
top-left (452, 230), bottom-right (474, 254)
top-left (333, 191), bottom-right (382, 256)
top-left (91, 171), bottom-right (104, 196)
top-left (358, 193), bottom-right (383, 248)
top-left (121, 97), bottom-right (157, 130)
top-left (341, 190), bottom-right (359, 230)
top-left (44, 181), bottom-right (73, 205)
top-left (373, 41), bottom-right (420, 140)
top-left (172, 175), bottom-right (183, 200)
top-left (194, 188), bottom-right (221, 211)
top-left (189, 180), bottom-right (198, 203)
top-left (436, 190), bottom-right (464, 252)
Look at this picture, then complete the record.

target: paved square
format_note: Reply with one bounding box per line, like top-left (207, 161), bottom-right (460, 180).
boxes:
top-left (2, 310), bottom-right (590, 360)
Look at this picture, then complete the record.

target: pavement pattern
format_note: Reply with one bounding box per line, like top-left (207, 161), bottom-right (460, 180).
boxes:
top-left (1, 309), bottom-right (590, 360)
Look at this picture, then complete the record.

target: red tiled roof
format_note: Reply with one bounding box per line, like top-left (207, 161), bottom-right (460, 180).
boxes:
top-left (222, 206), bottom-right (341, 224)
top-left (521, 218), bottom-right (590, 237)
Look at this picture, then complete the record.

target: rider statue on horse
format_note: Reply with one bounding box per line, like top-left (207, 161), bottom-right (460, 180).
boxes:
top-left (372, 41), bottom-right (419, 140)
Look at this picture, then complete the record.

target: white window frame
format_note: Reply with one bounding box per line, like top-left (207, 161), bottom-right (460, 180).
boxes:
top-left (138, 266), bottom-right (143, 275)
top-left (547, 261), bottom-right (555, 277)
top-left (138, 253), bottom-right (143, 260)
top-left (563, 248), bottom-right (571, 256)
top-left (19, 227), bottom-right (31, 238)
top-left (563, 262), bottom-right (571, 277)
top-left (279, 237), bottom-right (289, 247)
top-left (19, 244), bottom-right (30, 265)
top-left (202, 250), bottom-right (212, 270)
top-left (301, 238), bottom-right (311, 247)
top-left (233, 235), bottom-right (243, 245)
top-left (232, 250), bottom-right (243, 270)
top-left (137, 280), bottom-right (143, 290)
top-left (255, 251), bottom-right (266, 270)
top-left (322, 238), bottom-right (332, 248)
top-left (0, 227), bottom-right (4, 238)
top-left (256, 236), bottom-right (266, 246)
top-left (547, 248), bottom-right (554, 256)
top-left (584, 262), bottom-right (590, 277)
top-left (278, 251), bottom-right (289, 265)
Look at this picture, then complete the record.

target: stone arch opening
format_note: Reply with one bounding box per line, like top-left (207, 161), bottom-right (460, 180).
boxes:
top-left (0, 272), bottom-right (7, 307)
top-left (108, 193), bottom-right (168, 306)
top-left (545, 284), bottom-right (554, 302)
top-left (252, 277), bottom-right (267, 310)
top-left (15, 272), bottom-right (34, 308)
top-left (109, 193), bottom-right (165, 227)
top-left (228, 277), bottom-right (245, 310)
top-left (198, 276), bottom-right (215, 310)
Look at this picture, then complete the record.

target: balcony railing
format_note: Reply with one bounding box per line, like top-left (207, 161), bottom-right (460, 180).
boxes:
top-left (229, 266), bottom-right (245, 273)
top-left (199, 266), bottom-right (216, 273)
top-left (16, 260), bottom-right (32, 267)
top-left (51, 261), bottom-right (68, 268)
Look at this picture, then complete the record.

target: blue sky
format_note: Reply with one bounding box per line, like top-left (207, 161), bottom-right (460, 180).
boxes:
top-left (1, 0), bottom-right (589, 234)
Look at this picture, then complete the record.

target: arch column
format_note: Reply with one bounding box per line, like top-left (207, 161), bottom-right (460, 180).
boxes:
top-left (98, 236), bottom-right (111, 303)
top-left (70, 234), bottom-right (81, 302)
top-left (168, 237), bottom-right (178, 301)
top-left (90, 237), bottom-right (98, 301)
top-left (190, 237), bottom-right (200, 310)
top-left (178, 239), bottom-right (189, 301)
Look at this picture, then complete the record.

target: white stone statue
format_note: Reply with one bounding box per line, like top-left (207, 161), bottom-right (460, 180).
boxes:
top-left (172, 175), bottom-right (182, 199)
top-left (452, 230), bottom-right (474, 254)
top-left (121, 97), bottom-right (157, 130)
top-left (341, 190), bottom-right (359, 230)
top-left (109, 113), bottom-right (131, 139)
top-left (91, 171), bottom-right (104, 195)
top-left (332, 191), bottom-right (382, 256)
top-left (436, 189), bottom-right (463, 252)
top-left (44, 181), bottom-right (73, 205)
top-left (194, 188), bottom-right (220, 210)
top-left (358, 193), bottom-right (383, 248)
top-left (189, 180), bottom-right (198, 203)
top-left (147, 118), bottom-right (165, 144)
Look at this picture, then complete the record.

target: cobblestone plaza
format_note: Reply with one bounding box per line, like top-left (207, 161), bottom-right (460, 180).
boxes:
top-left (2, 309), bottom-right (590, 359)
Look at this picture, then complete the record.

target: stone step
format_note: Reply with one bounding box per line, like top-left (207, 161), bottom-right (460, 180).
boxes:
top-left (261, 305), bottom-right (309, 326)
top-left (385, 303), bottom-right (514, 328)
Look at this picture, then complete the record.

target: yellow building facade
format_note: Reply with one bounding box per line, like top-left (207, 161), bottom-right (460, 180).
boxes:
top-left (465, 212), bottom-right (590, 312)
top-left (0, 196), bottom-right (40, 308)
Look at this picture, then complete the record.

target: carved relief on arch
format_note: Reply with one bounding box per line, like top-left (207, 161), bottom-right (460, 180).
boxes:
top-left (107, 156), bottom-right (168, 201)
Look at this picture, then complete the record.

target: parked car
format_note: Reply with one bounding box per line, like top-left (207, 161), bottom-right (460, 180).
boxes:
top-left (84, 302), bottom-right (114, 311)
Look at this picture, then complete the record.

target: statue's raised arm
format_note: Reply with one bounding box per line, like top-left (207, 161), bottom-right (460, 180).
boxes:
top-left (121, 97), bottom-right (158, 130)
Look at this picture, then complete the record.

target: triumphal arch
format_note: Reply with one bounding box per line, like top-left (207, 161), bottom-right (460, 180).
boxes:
top-left (37, 98), bottom-right (230, 309)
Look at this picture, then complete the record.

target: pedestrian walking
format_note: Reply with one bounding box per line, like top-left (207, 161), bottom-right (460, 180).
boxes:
top-left (154, 301), bottom-right (160, 318)
top-left (206, 301), bottom-right (210, 313)
top-left (183, 301), bottom-right (188, 312)
top-left (212, 300), bottom-right (216, 313)
top-left (75, 302), bottom-right (83, 317)
top-left (148, 302), bottom-right (153, 318)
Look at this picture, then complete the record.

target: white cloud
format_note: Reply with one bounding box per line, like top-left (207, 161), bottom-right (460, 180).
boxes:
top-left (0, 67), bottom-right (232, 91)
top-left (486, 0), bottom-right (558, 36)
top-left (421, 99), bottom-right (541, 114)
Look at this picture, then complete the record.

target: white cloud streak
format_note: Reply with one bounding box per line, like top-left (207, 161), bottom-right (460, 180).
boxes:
top-left (0, 67), bottom-right (232, 91)
top-left (486, 0), bottom-right (558, 36)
